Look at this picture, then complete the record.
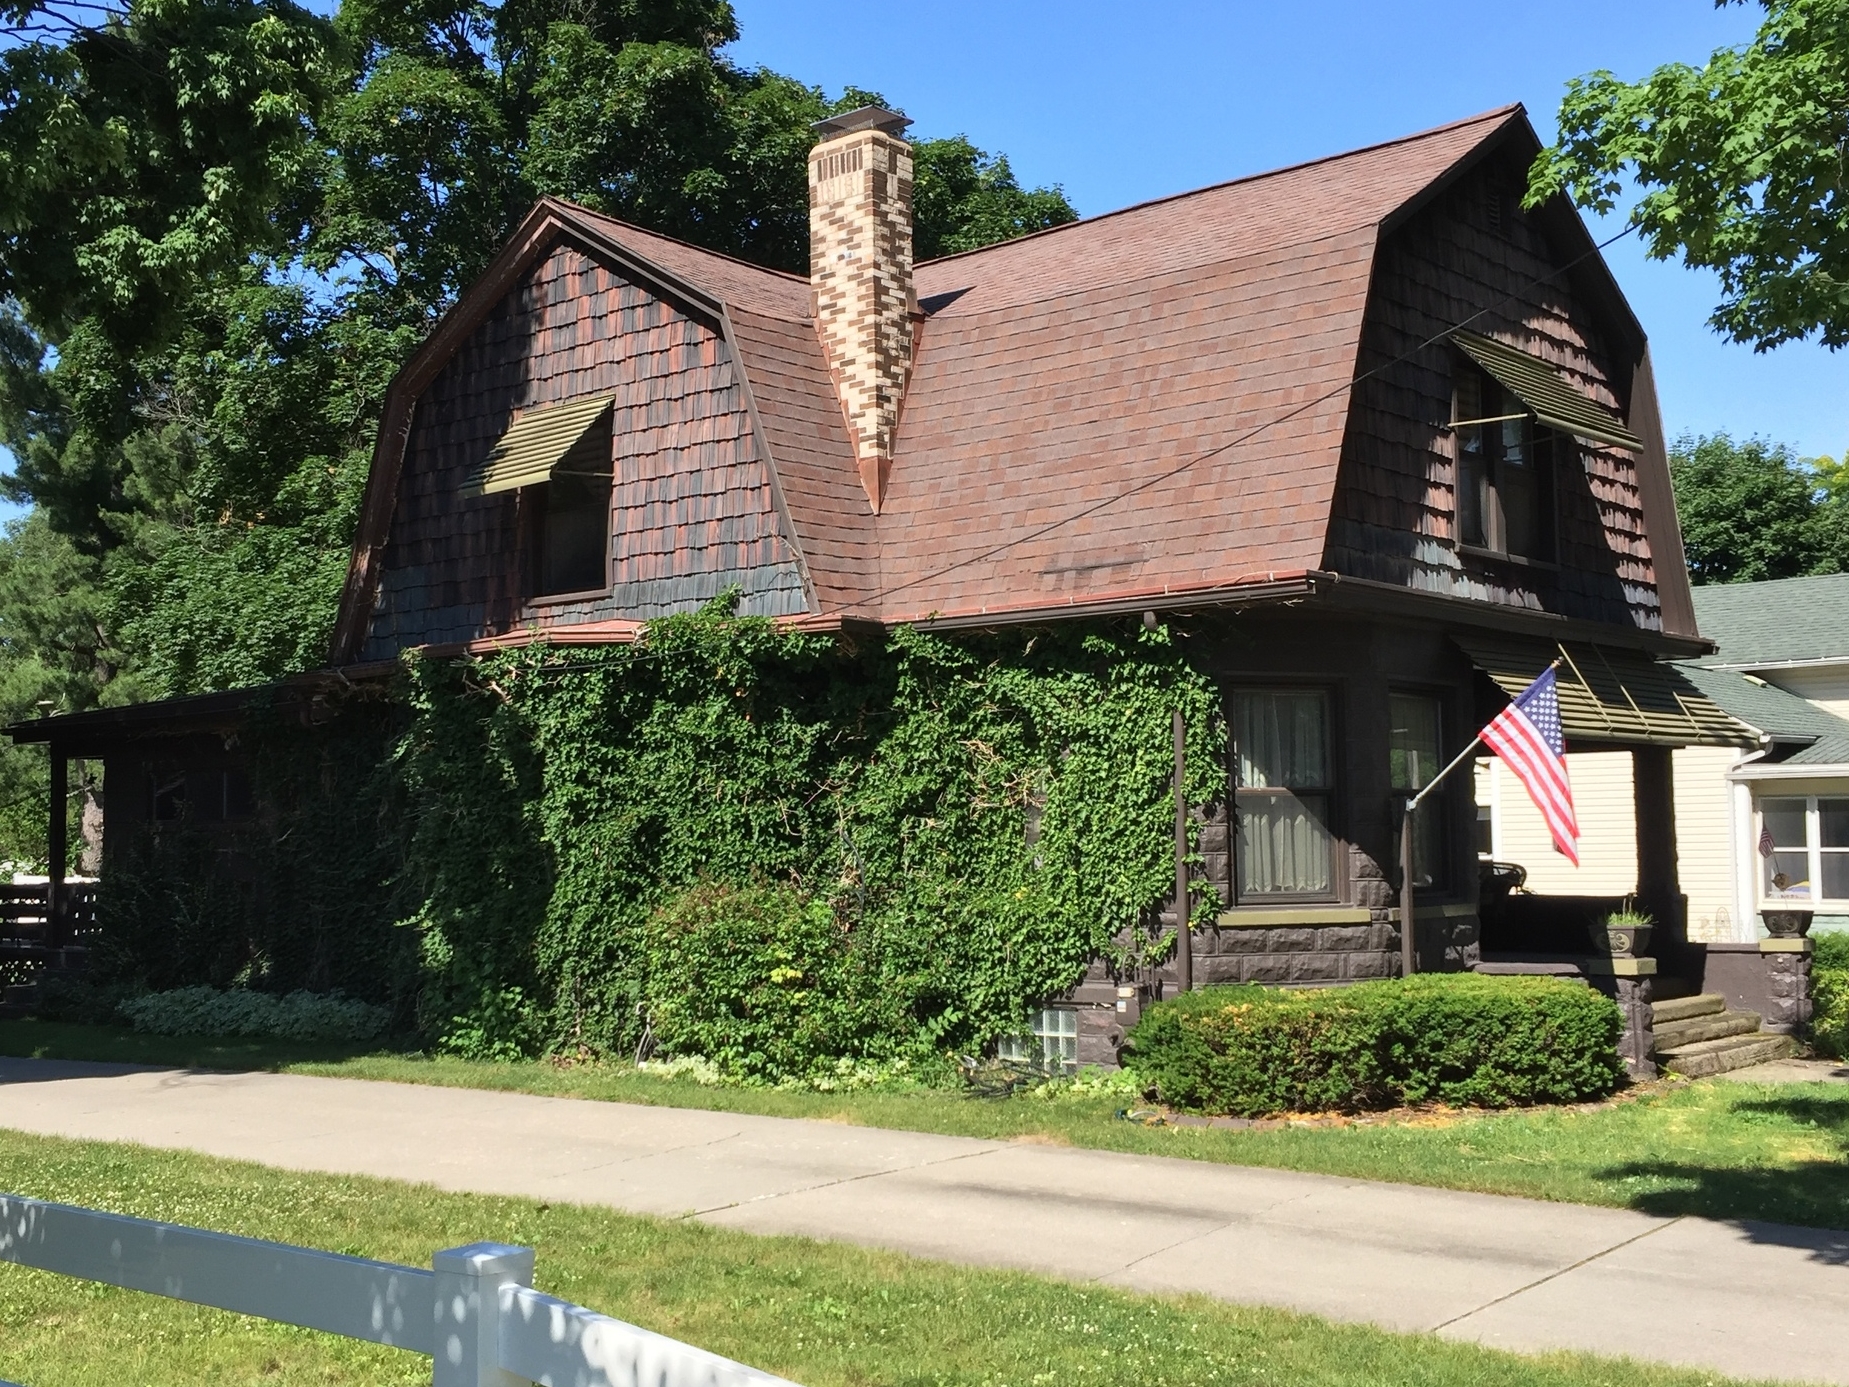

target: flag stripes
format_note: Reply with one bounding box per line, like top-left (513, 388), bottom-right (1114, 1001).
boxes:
top-left (1480, 666), bottom-right (1579, 866)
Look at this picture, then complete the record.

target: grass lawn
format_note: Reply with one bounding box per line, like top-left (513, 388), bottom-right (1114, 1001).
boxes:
top-left (0, 1128), bottom-right (1796, 1387)
top-left (4, 1019), bottom-right (1848, 1231)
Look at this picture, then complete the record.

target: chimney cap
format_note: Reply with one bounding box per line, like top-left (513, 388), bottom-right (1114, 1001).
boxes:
top-left (812, 106), bottom-right (912, 140)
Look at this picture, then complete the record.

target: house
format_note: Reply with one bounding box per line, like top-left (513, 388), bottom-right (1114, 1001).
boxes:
top-left (10, 104), bottom-right (1762, 1070)
top-left (1478, 573), bottom-right (1849, 941)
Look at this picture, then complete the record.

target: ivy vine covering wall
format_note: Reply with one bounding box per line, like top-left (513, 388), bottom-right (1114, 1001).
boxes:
top-left (101, 602), bottom-right (1223, 1076)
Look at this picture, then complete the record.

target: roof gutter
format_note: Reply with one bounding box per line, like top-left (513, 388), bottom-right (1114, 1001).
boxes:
top-left (902, 573), bottom-right (1319, 631)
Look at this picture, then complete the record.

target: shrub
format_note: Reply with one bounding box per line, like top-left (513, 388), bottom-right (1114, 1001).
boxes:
top-left (1123, 974), bottom-right (1625, 1116)
top-left (118, 986), bottom-right (392, 1043)
top-left (1812, 932), bottom-right (1849, 1060)
top-left (640, 881), bottom-right (891, 1083)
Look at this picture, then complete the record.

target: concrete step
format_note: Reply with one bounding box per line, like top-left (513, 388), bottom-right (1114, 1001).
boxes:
top-left (1651, 992), bottom-right (1726, 1025)
top-left (1654, 1009), bottom-right (1763, 1051)
top-left (1660, 1032), bottom-right (1798, 1078)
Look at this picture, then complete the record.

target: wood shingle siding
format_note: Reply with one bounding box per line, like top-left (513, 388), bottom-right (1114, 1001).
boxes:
top-left (362, 242), bottom-right (807, 659)
top-left (1326, 159), bottom-right (1664, 629)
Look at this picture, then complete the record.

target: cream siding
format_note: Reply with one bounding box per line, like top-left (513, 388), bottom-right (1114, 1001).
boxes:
top-left (1477, 750), bottom-right (1636, 894)
top-left (1674, 744), bottom-right (1742, 941)
top-left (1760, 664), bottom-right (1849, 722)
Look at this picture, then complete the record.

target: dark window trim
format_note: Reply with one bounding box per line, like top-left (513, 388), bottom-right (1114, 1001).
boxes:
top-left (1453, 360), bottom-right (1559, 563)
top-left (1229, 682), bottom-right (1345, 907)
top-left (1388, 684), bottom-right (1453, 895)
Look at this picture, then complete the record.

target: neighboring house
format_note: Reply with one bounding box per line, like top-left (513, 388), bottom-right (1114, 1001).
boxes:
top-left (1478, 574), bottom-right (1849, 940)
top-left (12, 104), bottom-right (1759, 1065)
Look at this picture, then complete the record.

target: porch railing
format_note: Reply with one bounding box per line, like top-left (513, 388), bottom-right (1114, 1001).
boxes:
top-left (0, 1193), bottom-right (799, 1387)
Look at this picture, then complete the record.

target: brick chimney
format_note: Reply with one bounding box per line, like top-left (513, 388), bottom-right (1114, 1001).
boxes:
top-left (809, 106), bottom-right (916, 513)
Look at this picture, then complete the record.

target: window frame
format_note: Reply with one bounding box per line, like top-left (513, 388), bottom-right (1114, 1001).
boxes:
top-left (1388, 688), bottom-right (1449, 892)
top-left (1756, 794), bottom-right (1849, 909)
top-left (1230, 685), bottom-right (1341, 905)
top-left (997, 1006), bottom-right (1079, 1074)
top-left (524, 417), bottom-right (615, 603)
top-left (1454, 362), bottom-right (1559, 565)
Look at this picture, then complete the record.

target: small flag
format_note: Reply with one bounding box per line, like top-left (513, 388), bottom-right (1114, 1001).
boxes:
top-left (1759, 824), bottom-right (1777, 858)
top-left (1481, 665), bottom-right (1579, 867)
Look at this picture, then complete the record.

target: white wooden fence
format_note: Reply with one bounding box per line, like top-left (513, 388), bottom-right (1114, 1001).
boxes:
top-left (0, 1193), bottom-right (801, 1387)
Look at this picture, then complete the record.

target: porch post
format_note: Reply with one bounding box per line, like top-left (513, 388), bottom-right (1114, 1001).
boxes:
top-left (47, 746), bottom-right (67, 945)
top-left (1172, 707), bottom-right (1192, 993)
top-left (1632, 745), bottom-right (1682, 955)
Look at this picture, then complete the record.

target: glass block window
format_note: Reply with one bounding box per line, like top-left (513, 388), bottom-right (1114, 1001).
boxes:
top-left (1234, 689), bottom-right (1335, 899)
top-left (997, 1006), bottom-right (1079, 1074)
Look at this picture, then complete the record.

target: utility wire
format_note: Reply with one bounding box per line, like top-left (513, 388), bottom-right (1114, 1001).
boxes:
top-left (826, 221), bottom-right (1642, 618)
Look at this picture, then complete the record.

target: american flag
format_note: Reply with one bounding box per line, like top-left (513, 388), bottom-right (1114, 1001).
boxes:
top-left (1481, 665), bottom-right (1580, 866)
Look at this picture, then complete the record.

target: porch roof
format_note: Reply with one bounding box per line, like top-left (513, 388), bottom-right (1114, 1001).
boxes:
top-left (1452, 632), bottom-right (1756, 748)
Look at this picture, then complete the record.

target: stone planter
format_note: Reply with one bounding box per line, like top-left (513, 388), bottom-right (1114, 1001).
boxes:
top-left (1591, 919), bottom-right (1652, 957)
top-left (1761, 908), bottom-right (1813, 939)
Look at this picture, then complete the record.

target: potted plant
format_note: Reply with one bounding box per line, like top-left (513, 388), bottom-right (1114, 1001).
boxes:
top-left (1592, 901), bottom-right (1653, 958)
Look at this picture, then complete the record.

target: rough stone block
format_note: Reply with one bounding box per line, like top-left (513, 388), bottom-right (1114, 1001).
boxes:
top-left (1269, 928), bottom-right (1316, 952)
top-left (1344, 951), bottom-right (1396, 980)
top-left (1355, 878), bottom-right (1393, 908)
top-left (1241, 955), bottom-right (1293, 984)
top-left (1218, 929), bottom-right (1271, 955)
top-left (1320, 926), bottom-right (1370, 953)
top-left (1196, 956), bottom-right (1245, 986)
top-left (1289, 951), bottom-right (1344, 983)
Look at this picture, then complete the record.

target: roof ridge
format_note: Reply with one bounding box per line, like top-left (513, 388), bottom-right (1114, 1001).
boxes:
top-left (916, 104), bottom-right (1526, 271)
top-left (544, 198), bottom-right (811, 285)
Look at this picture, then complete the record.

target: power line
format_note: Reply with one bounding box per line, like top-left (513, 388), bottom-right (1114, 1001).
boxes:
top-left (827, 221), bottom-right (1642, 617)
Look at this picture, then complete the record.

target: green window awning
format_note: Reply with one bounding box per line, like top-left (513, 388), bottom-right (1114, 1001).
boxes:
top-left (460, 395), bottom-right (615, 497)
top-left (1450, 331), bottom-right (1644, 452)
top-left (1453, 632), bottom-right (1757, 748)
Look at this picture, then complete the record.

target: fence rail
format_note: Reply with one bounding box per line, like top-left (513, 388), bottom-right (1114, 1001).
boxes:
top-left (0, 1193), bottom-right (799, 1387)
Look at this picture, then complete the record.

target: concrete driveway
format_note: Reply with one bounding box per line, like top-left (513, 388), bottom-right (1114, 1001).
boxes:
top-left (2, 1057), bottom-right (1845, 1384)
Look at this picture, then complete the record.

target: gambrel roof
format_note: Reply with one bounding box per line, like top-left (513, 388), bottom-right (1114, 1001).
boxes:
top-left (333, 105), bottom-right (1693, 662)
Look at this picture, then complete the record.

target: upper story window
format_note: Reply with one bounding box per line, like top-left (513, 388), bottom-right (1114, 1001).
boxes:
top-left (1233, 688), bottom-right (1335, 901)
top-left (1454, 364), bottom-right (1556, 563)
top-left (534, 449), bottom-right (612, 598)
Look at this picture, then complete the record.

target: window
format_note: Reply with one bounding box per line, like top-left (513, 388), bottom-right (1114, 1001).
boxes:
top-left (1390, 692), bottom-right (1446, 888)
top-left (1234, 689), bottom-right (1335, 899)
top-left (1455, 365), bottom-right (1556, 561)
top-left (532, 423), bottom-right (613, 597)
top-left (998, 1007), bottom-right (1078, 1073)
top-left (1759, 796), bottom-right (1849, 906)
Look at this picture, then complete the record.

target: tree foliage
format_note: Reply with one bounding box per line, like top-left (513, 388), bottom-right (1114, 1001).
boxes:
top-left (1528, 0), bottom-right (1849, 350)
top-left (1670, 431), bottom-right (1849, 583)
top-left (0, 0), bottom-right (1075, 861)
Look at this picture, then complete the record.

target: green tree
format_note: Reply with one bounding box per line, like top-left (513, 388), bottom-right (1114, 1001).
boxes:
top-left (1670, 431), bottom-right (1847, 582)
top-left (1528, 0), bottom-right (1849, 350)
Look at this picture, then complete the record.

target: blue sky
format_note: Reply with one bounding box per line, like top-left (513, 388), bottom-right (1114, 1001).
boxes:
top-left (731, 0), bottom-right (1845, 461)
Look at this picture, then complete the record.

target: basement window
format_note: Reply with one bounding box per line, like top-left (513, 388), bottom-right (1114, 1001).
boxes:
top-left (998, 1007), bottom-right (1079, 1074)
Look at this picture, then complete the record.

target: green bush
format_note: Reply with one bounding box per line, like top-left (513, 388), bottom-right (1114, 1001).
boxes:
top-left (640, 881), bottom-right (898, 1083)
top-left (1812, 932), bottom-right (1849, 1060)
top-left (118, 986), bottom-right (392, 1043)
top-left (1123, 974), bottom-right (1625, 1117)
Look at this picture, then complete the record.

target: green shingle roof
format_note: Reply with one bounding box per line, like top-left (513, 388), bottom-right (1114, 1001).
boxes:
top-left (1675, 664), bottom-right (1849, 766)
top-left (1689, 573), bottom-right (1849, 668)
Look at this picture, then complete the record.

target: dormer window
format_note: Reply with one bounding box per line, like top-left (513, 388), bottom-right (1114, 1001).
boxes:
top-left (1454, 365), bottom-right (1556, 562)
top-left (459, 395), bottom-right (615, 600)
top-left (534, 436), bottom-right (612, 597)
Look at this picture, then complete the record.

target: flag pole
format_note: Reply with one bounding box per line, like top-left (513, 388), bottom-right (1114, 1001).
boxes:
top-left (1398, 659), bottom-right (1562, 978)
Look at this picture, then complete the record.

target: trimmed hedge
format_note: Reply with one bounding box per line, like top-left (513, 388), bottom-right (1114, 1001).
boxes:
top-left (1813, 932), bottom-right (1849, 1060)
top-left (118, 986), bottom-right (392, 1043)
top-left (1123, 974), bottom-right (1625, 1116)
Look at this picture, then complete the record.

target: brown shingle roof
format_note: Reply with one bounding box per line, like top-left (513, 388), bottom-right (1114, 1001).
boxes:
top-left (336, 106), bottom-right (1538, 655)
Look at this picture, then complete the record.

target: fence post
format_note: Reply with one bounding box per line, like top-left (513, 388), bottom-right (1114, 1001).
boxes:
top-left (432, 1241), bottom-right (534, 1387)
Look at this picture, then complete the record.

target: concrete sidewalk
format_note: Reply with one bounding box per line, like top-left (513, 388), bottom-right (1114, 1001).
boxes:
top-left (2, 1058), bottom-right (1845, 1384)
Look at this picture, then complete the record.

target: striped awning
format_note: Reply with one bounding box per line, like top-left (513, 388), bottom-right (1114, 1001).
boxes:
top-left (1453, 632), bottom-right (1756, 748)
top-left (1450, 331), bottom-right (1644, 452)
top-left (460, 396), bottom-right (614, 497)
